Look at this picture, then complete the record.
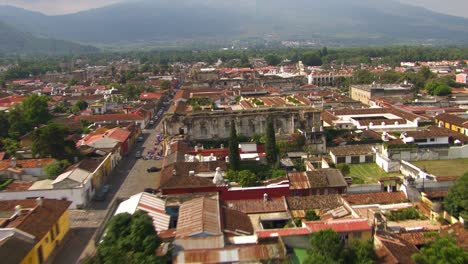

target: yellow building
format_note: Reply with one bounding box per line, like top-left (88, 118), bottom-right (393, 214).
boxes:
top-left (0, 198), bottom-right (71, 264)
top-left (435, 113), bottom-right (468, 137)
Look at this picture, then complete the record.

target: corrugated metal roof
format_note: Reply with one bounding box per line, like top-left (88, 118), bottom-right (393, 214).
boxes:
top-left (176, 197), bottom-right (221, 238)
top-left (173, 235), bottom-right (225, 251)
top-left (173, 243), bottom-right (285, 263)
top-left (114, 192), bottom-right (170, 232)
top-left (288, 172), bottom-right (311, 190)
top-left (304, 219), bottom-right (371, 233)
top-left (257, 228), bottom-right (310, 238)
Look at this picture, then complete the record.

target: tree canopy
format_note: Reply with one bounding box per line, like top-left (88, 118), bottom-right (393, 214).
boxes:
top-left (444, 172), bottom-right (468, 218)
top-left (228, 120), bottom-right (240, 171)
top-left (31, 123), bottom-right (79, 160)
top-left (305, 229), bottom-right (376, 264)
top-left (86, 211), bottom-right (167, 264)
top-left (44, 160), bottom-right (71, 179)
top-left (425, 81), bottom-right (452, 96)
top-left (264, 54), bottom-right (282, 66)
top-left (412, 234), bottom-right (468, 264)
top-left (265, 115), bottom-right (278, 166)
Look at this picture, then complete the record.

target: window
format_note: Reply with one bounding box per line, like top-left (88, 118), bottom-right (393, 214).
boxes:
top-left (353, 232), bottom-right (361, 238)
top-left (365, 155), bottom-right (373, 163)
top-left (51, 229), bottom-right (55, 241)
top-left (430, 138), bottom-right (435, 142)
top-left (56, 223), bottom-right (60, 235)
top-left (45, 237), bottom-right (49, 243)
top-left (337, 156), bottom-right (346, 164)
top-left (351, 156), bottom-right (360, 164)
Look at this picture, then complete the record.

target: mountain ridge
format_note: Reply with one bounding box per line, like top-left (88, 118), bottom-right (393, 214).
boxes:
top-left (1, 0), bottom-right (468, 45)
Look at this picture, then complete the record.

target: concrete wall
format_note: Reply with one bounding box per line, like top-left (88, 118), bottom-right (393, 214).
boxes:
top-left (376, 153), bottom-right (401, 173)
top-left (384, 145), bottom-right (468, 162)
top-left (347, 184), bottom-right (382, 194)
top-left (0, 188), bottom-right (86, 209)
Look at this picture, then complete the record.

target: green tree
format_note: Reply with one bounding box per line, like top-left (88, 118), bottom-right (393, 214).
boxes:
top-left (22, 94), bottom-right (52, 128)
top-left (44, 160), bottom-right (71, 179)
top-left (337, 164), bottom-right (350, 175)
top-left (264, 54), bottom-right (282, 66)
top-left (425, 81), bottom-right (452, 96)
top-left (160, 80), bottom-right (171, 90)
top-left (0, 111), bottom-right (10, 138)
top-left (321, 46), bottom-right (328, 57)
top-left (412, 235), bottom-right (468, 264)
top-left (301, 51), bottom-right (323, 66)
top-left (418, 66), bottom-right (436, 81)
top-left (237, 170), bottom-right (257, 187)
top-left (305, 229), bottom-right (343, 264)
top-left (31, 123), bottom-right (78, 160)
top-left (1, 138), bottom-right (19, 157)
top-left (305, 210), bottom-right (320, 221)
top-left (444, 172), bottom-right (468, 218)
top-left (86, 211), bottom-right (167, 264)
top-left (265, 115), bottom-right (278, 166)
top-left (228, 120), bottom-right (240, 171)
top-left (343, 240), bottom-right (377, 264)
top-left (75, 100), bottom-right (89, 111)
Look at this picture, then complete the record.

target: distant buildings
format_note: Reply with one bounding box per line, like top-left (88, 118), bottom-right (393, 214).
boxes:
top-left (350, 82), bottom-right (414, 106)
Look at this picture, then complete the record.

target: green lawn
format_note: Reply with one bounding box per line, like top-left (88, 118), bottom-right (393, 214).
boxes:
top-left (347, 163), bottom-right (400, 184)
top-left (291, 248), bottom-right (308, 264)
top-left (411, 159), bottom-right (468, 178)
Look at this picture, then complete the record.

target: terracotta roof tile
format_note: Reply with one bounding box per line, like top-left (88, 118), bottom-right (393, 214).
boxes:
top-left (344, 192), bottom-right (408, 205)
top-left (329, 144), bottom-right (375, 156)
top-left (221, 207), bottom-right (254, 235)
top-left (223, 198), bottom-right (287, 214)
top-left (376, 233), bottom-right (419, 264)
top-left (286, 195), bottom-right (343, 211)
top-left (0, 199), bottom-right (71, 239)
top-left (304, 219), bottom-right (371, 233)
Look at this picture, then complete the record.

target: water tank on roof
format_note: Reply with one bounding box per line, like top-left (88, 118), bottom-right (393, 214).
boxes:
top-left (403, 137), bottom-right (415, 144)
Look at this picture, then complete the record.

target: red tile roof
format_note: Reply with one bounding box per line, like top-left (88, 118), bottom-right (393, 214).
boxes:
top-left (140, 92), bottom-right (164, 100)
top-left (0, 199), bottom-right (71, 239)
top-left (0, 96), bottom-right (26, 108)
top-left (221, 207), bottom-right (254, 235)
top-left (104, 127), bottom-right (131, 142)
top-left (257, 228), bottom-right (310, 238)
top-left (0, 158), bottom-right (56, 171)
top-left (74, 113), bottom-right (144, 122)
top-left (304, 219), bottom-right (371, 233)
top-left (3, 181), bottom-right (34, 191)
top-left (343, 192), bottom-right (408, 205)
top-left (223, 198), bottom-right (287, 214)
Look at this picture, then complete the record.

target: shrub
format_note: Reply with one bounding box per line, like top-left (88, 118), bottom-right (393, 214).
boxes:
top-left (337, 163), bottom-right (350, 175)
top-left (305, 209), bottom-right (320, 221)
top-left (0, 179), bottom-right (14, 190)
top-left (386, 207), bottom-right (424, 221)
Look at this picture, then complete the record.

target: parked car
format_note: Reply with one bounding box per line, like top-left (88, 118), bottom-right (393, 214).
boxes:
top-left (94, 184), bottom-right (110, 201)
top-left (149, 120), bottom-right (155, 125)
top-left (137, 136), bottom-right (143, 142)
top-left (147, 166), bottom-right (160, 172)
top-left (144, 187), bottom-right (159, 194)
top-left (135, 151), bottom-right (142, 159)
top-left (344, 177), bottom-right (353, 185)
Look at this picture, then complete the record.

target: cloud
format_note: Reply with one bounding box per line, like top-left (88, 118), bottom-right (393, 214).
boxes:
top-left (0, 0), bottom-right (125, 15)
top-left (0, 0), bottom-right (467, 17)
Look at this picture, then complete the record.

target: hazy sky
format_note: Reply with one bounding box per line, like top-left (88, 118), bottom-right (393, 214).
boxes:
top-left (0, 0), bottom-right (467, 17)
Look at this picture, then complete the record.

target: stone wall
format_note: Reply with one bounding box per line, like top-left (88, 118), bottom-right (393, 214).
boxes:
top-left (164, 108), bottom-right (322, 141)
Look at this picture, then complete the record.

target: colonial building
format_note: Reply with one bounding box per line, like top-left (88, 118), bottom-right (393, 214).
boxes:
top-left (164, 106), bottom-right (322, 141)
top-left (350, 82), bottom-right (414, 106)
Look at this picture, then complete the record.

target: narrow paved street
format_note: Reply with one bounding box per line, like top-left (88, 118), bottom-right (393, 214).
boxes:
top-left (53, 115), bottom-right (166, 264)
